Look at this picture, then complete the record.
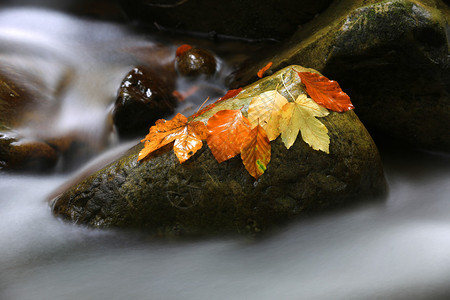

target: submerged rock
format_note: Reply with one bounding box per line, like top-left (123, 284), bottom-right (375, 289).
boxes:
top-left (230, 0), bottom-right (450, 151)
top-left (0, 68), bottom-right (61, 171)
top-left (112, 66), bottom-right (177, 139)
top-left (51, 66), bottom-right (386, 237)
top-left (0, 133), bottom-right (58, 171)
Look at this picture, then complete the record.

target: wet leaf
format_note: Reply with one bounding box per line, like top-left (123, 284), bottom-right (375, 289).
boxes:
top-left (138, 113), bottom-right (208, 163)
top-left (216, 88), bottom-right (243, 103)
top-left (297, 72), bottom-right (354, 112)
top-left (257, 62), bottom-right (273, 78)
top-left (175, 44), bottom-right (192, 57)
top-left (247, 89), bottom-right (289, 141)
top-left (279, 94), bottom-right (330, 152)
top-left (189, 88), bottom-right (243, 120)
top-left (241, 124), bottom-right (271, 179)
top-left (206, 110), bottom-right (252, 163)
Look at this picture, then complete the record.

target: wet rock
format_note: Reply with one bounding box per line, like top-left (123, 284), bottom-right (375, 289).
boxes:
top-left (112, 66), bottom-right (178, 139)
top-left (0, 67), bottom-right (63, 171)
top-left (51, 66), bottom-right (386, 237)
top-left (176, 47), bottom-right (217, 78)
top-left (119, 0), bottom-right (333, 41)
top-left (229, 0), bottom-right (450, 151)
top-left (0, 133), bottom-right (58, 172)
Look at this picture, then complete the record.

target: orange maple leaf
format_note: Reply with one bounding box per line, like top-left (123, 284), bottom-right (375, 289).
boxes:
top-left (257, 62), bottom-right (273, 78)
top-left (241, 124), bottom-right (271, 179)
top-left (297, 72), bottom-right (354, 112)
top-left (206, 110), bottom-right (252, 163)
top-left (138, 113), bottom-right (208, 163)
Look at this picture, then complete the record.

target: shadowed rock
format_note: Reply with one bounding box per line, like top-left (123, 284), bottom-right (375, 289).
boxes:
top-left (229, 0), bottom-right (450, 151)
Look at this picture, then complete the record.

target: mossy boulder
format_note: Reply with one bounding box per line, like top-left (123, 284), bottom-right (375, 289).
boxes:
top-left (230, 0), bottom-right (450, 151)
top-left (51, 65), bottom-right (386, 237)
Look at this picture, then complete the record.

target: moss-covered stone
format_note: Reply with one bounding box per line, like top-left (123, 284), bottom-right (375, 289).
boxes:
top-left (51, 66), bottom-right (386, 237)
top-left (229, 0), bottom-right (450, 151)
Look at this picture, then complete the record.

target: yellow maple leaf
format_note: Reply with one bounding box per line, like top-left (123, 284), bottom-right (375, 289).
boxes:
top-left (247, 89), bottom-right (289, 141)
top-left (279, 94), bottom-right (330, 152)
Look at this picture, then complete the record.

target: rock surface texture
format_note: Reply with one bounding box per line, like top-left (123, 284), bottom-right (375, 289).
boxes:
top-left (52, 66), bottom-right (386, 237)
top-left (230, 0), bottom-right (450, 151)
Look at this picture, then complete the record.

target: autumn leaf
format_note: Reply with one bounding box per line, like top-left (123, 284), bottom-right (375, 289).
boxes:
top-left (216, 88), bottom-right (243, 103)
top-left (173, 121), bottom-right (209, 163)
top-left (176, 44), bottom-right (192, 57)
top-left (206, 109), bottom-right (252, 163)
top-left (138, 113), bottom-right (208, 163)
top-left (279, 94), bottom-right (330, 152)
top-left (241, 124), bottom-right (271, 179)
top-left (257, 62), bottom-right (273, 78)
top-left (189, 88), bottom-right (242, 120)
top-left (247, 89), bottom-right (289, 141)
top-left (297, 72), bottom-right (354, 112)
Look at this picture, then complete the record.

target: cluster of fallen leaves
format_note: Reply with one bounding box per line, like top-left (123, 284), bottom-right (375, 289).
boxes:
top-left (138, 69), bottom-right (354, 179)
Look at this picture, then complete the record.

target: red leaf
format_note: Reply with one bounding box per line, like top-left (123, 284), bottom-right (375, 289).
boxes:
top-left (297, 72), bottom-right (354, 112)
top-left (190, 88), bottom-right (242, 120)
top-left (206, 110), bottom-right (252, 163)
top-left (176, 44), bottom-right (192, 57)
top-left (216, 88), bottom-right (243, 103)
top-left (257, 62), bottom-right (273, 78)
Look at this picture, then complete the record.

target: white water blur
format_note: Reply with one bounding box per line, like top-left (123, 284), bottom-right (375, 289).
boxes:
top-left (0, 7), bottom-right (172, 144)
top-left (1, 6), bottom-right (450, 300)
top-left (1, 149), bottom-right (450, 300)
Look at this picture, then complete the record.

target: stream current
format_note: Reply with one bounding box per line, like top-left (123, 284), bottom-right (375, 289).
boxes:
top-left (0, 6), bottom-right (450, 300)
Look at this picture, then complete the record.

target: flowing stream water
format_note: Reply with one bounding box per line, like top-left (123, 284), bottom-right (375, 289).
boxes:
top-left (0, 6), bottom-right (450, 300)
